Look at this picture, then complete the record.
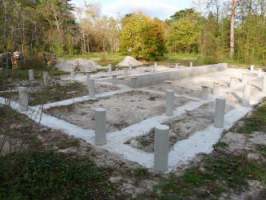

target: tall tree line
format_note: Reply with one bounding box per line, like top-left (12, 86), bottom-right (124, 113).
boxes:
top-left (0, 0), bottom-right (266, 65)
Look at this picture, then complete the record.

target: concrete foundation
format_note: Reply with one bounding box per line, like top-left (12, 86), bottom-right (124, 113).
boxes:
top-left (88, 78), bottom-right (96, 97)
top-left (201, 86), bottom-right (210, 99)
top-left (242, 83), bottom-right (251, 106)
top-left (154, 125), bottom-right (169, 172)
top-left (95, 108), bottom-right (107, 145)
top-left (28, 69), bottom-right (34, 81)
top-left (125, 63), bottom-right (227, 88)
top-left (214, 98), bottom-right (226, 128)
top-left (43, 71), bottom-right (49, 86)
top-left (18, 87), bottom-right (29, 111)
top-left (166, 90), bottom-right (175, 116)
top-left (263, 74), bottom-right (266, 93)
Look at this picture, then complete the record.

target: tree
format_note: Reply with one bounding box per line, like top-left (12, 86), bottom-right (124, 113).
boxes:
top-left (120, 13), bottom-right (166, 60)
top-left (199, 13), bottom-right (220, 63)
top-left (230, 0), bottom-right (238, 58)
top-left (166, 9), bottom-right (203, 53)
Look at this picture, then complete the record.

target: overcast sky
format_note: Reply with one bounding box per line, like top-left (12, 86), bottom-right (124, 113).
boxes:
top-left (71, 0), bottom-right (195, 20)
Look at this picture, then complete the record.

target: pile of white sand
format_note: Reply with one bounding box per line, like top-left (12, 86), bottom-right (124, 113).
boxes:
top-left (117, 56), bottom-right (143, 67)
top-left (56, 58), bottom-right (101, 72)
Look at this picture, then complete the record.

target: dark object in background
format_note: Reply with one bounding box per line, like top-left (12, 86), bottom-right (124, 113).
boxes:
top-left (0, 52), bottom-right (12, 69)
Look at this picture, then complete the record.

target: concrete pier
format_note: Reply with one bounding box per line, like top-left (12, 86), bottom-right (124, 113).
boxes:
top-left (214, 98), bottom-right (226, 128)
top-left (108, 64), bottom-right (112, 73)
top-left (43, 71), bottom-right (49, 86)
top-left (28, 69), bottom-right (34, 81)
top-left (112, 75), bottom-right (118, 85)
top-left (88, 78), bottom-right (96, 97)
top-left (166, 90), bottom-right (175, 116)
top-left (18, 87), bottom-right (29, 111)
top-left (95, 108), bottom-right (107, 145)
top-left (201, 86), bottom-right (210, 99)
top-left (263, 74), bottom-right (266, 93)
top-left (242, 83), bottom-right (251, 106)
top-left (154, 124), bottom-right (169, 172)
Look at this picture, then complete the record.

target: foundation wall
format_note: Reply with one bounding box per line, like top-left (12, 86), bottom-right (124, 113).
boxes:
top-left (114, 63), bottom-right (228, 88)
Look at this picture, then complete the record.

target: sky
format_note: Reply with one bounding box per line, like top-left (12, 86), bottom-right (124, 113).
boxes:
top-left (71, 0), bottom-right (195, 20)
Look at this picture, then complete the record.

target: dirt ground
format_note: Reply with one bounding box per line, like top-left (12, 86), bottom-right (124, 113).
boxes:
top-left (47, 91), bottom-right (191, 132)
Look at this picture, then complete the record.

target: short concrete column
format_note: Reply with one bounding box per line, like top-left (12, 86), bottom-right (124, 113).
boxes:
top-left (242, 83), bottom-right (251, 106)
top-left (95, 108), bottom-right (107, 145)
top-left (88, 78), bottom-right (96, 97)
top-left (190, 62), bottom-right (193, 67)
top-left (166, 90), bottom-right (175, 116)
top-left (108, 64), bottom-right (112, 73)
top-left (18, 87), bottom-right (29, 111)
top-left (263, 74), bottom-right (266, 93)
top-left (153, 62), bottom-right (158, 72)
top-left (28, 69), bottom-right (34, 81)
top-left (71, 71), bottom-right (75, 80)
top-left (112, 75), bottom-right (118, 85)
top-left (214, 98), bottom-right (226, 128)
top-left (201, 86), bottom-right (210, 99)
top-left (250, 65), bottom-right (255, 71)
top-left (129, 64), bottom-right (133, 71)
top-left (154, 124), bottom-right (169, 172)
top-left (213, 82), bottom-right (222, 96)
top-left (229, 77), bottom-right (234, 88)
top-left (124, 68), bottom-right (129, 77)
top-left (43, 71), bottom-right (49, 86)
top-left (258, 69), bottom-right (263, 77)
top-left (131, 76), bottom-right (138, 88)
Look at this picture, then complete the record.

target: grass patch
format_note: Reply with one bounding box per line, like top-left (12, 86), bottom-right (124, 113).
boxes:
top-left (256, 145), bottom-right (266, 157)
top-left (132, 167), bottom-right (150, 178)
top-left (213, 142), bottom-right (229, 149)
top-left (63, 52), bottom-right (124, 66)
top-left (235, 101), bottom-right (266, 134)
top-left (30, 82), bottom-right (88, 105)
top-left (154, 152), bottom-right (266, 200)
top-left (0, 151), bottom-right (115, 200)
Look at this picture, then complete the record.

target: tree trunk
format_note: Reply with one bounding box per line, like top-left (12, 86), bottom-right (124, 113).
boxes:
top-left (230, 0), bottom-right (238, 58)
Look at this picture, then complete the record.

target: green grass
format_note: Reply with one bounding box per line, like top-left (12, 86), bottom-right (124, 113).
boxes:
top-left (154, 152), bottom-right (266, 200)
top-left (29, 82), bottom-right (88, 106)
top-left (235, 101), bottom-right (266, 134)
top-left (0, 151), bottom-right (115, 200)
top-left (0, 106), bottom-right (115, 200)
top-left (257, 145), bottom-right (266, 157)
top-left (63, 52), bottom-right (125, 66)
top-left (160, 53), bottom-right (199, 66)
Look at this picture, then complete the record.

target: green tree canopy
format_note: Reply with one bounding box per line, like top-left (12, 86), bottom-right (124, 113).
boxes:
top-left (166, 9), bottom-right (203, 53)
top-left (120, 13), bottom-right (166, 60)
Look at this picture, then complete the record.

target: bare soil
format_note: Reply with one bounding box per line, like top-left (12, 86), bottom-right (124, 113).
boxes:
top-left (47, 91), bottom-right (190, 132)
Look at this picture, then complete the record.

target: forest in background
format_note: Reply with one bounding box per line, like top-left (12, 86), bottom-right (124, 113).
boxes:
top-left (0, 0), bottom-right (266, 67)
